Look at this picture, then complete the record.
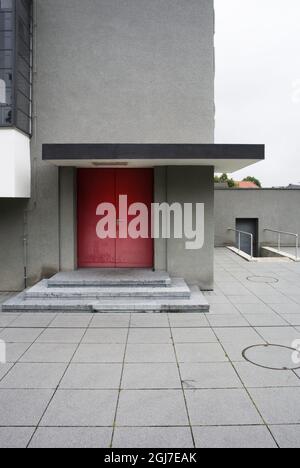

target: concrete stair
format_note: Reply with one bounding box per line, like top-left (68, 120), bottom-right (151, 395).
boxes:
top-left (48, 269), bottom-right (171, 288)
top-left (2, 270), bottom-right (209, 313)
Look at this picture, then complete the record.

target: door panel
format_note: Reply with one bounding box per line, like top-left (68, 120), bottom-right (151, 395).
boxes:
top-left (77, 168), bottom-right (153, 268)
top-left (77, 169), bottom-right (116, 267)
top-left (116, 169), bottom-right (154, 268)
top-left (236, 218), bottom-right (258, 257)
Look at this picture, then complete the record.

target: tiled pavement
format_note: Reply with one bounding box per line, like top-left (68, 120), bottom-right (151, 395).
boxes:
top-left (0, 248), bottom-right (300, 448)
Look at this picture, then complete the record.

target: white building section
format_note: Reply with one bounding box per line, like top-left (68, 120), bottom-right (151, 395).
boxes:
top-left (0, 129), bottom-right (31, 198)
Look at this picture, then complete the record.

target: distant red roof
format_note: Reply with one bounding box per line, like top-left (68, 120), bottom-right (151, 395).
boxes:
top-left (237, 181), bottom-right (259, 189)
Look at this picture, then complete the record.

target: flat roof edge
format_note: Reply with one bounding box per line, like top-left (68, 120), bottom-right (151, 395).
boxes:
top-left (42, 144), bottom-right (265, 161)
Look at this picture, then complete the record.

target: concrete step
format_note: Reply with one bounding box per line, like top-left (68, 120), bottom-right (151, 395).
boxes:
top-left (2, 287), bottom-right (209, 313)
top-left (48, 269), bottom-right (171, 288)
top-left (25, 278), bottom-right (191, 300)
top-left (92, 287), bottom-right (209, 312)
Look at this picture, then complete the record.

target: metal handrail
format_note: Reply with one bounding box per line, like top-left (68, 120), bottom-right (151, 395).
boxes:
top-left (264, 229), bottom-right (299, 259)
top-left (228, 228), bottom-right (254, 259)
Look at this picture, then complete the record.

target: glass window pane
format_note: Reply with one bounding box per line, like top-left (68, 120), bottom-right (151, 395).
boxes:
top-left (0, 49), bottom-right (13, 68)
top-left (0, 30), bottom-right (13, 48)
top-left (0, 79), bottom-right (6, 103)
top-left (0, 106), bottom-right (12, 125)
top-left (0, 11), bottom-right (12, 30)
top-left (0, 0), bottom-right (13, 10)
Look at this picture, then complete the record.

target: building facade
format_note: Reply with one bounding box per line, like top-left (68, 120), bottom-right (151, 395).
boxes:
top-left (0, 0), bottom-right (263, 294)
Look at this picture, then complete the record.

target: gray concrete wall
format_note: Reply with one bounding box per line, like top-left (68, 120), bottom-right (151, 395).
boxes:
top-left (0, 0), bottom-right (215, 290)
top-left (59, 168), bottom-right (77, 271)
top-left (215, 189), bottom-right (300, 248)
top-left (34, 0), bottom-right (215, 145)
top-left (155, 166), bottom-right (214, 290)
top-left (0, 200), bottom-right (27, 291)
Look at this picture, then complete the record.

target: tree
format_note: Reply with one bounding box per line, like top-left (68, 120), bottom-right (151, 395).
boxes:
top-left (214, 173), bottom-right (236, 188)
top-left (219, 173), bottom-right (229, 183)
top-left (227, 178), bottom-right (236, 188)
top-left (243, 176), bottom-right (262, 188)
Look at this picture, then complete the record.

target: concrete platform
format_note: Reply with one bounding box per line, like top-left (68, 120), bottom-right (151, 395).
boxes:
top-left (2, 271), bottom-right (209, 313)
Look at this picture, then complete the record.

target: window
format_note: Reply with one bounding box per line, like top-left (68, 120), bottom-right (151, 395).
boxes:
top-left (0, 0), bottom-right (32, 133)
top-left (0, 0), bottom-right (13, 10)
top-left (0, 79), bottom-right (5, 103)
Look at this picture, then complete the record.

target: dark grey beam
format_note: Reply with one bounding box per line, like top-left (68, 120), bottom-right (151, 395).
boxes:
top-left (43, 144), bottom-right (265, 161)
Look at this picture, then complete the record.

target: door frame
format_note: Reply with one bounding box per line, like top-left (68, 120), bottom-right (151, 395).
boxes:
top-left (76, 168), bottom-right (155, 269)
top-left (235, 218), bottom-right (259, 257)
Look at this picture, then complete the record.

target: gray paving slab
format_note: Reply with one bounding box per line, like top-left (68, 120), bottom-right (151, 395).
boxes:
top-left (5, 343), bottom-right (32, 362)
top-left (216, 282), bottom-right (253, 296)
top-left (10, 313), bottom-right (57, 328)
top-left (242, 313), bottom-right (288, 327)
top-left (281, 314), bottom-right (300, 326)
top-left (131, 314), bottom-right (169, 328)
top-left (235, 303), bottom-right (276, 314)
top-left (36, 328), bottom-right (86, 344)
top-left (112, 427), bottom-right (193, 448)
top-left (49, 314), bottom-right (92, 328)
top-left (255, 327), bottom-right (300, 346)
top-left (89, 314), bottom-right (130, 328)
top-left (0, 427), bottom-right (35, 448)
top-left (0, 363), bottom-right (67, 389)
top-left (185, 389), bottom-right (262, 426)
top-left (249, 387), bottom-right (300, 424)
top-left (193, 426), bottom-right (277, 448)
top-left (29, 427), bottom-right (113, 448)
top-left (208, 303), bottom-right (240, 315)
top-left (0, 314), bottom-right (21, 327)
top-left (0, 363), bottom-right (13, 380)
top-left (60, 363), bottom-right (123, 389)
top-left (19, 343), bottom-right (77, 363)
top-left (121, 363), bottom-right (181, 389)
top-left (125, 344), bottom-right (176, 363)
top-left (72, 344), bottom-right (126, 363)
top-left (128, 328), bottom-right (172, 344)
top-left (214, 327), bottom-right (265, 345)
top-left (208, 314), bottom-right (250, 327)
top-left (82, 328), bottom-right (128, 344)
top-left (204, 294), bottom-right (230, 305)
top-left (269, 425), bottom-right (300, 448)
top-left (258, 295), bottom-right (296, 305)
top-left (0, 389), bottom-right (54, 426)
top-left (172, 328), bottom-right (217, 343)
top-left (228, 296), bottom-right (264, 305)
top-left (116, 390), bottom-right (189, 426)
top-left (41, 390), bottom-right (118, 427)
top-left (180, 362), bottom-right (242, 389)
top-left (233, 362), bottom-right (300, 388)
top-left (270, 303), bottom-right (300, 314)
top-left (168, 313), bottom-right (210, 329)
top-left (0, 328), bottom-right (44, 343)
top-left (175, 343), bottom-right (228, 363)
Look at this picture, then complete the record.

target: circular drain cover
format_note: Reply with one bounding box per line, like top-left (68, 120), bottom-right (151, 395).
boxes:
top-left (243, 344), bottom-right (300, 370)
top-left (247, 276), bottom-right (279, 284)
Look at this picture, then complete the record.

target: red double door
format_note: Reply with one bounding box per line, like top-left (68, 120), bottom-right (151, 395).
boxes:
top-left (77, 168), bottom-right (154, 268)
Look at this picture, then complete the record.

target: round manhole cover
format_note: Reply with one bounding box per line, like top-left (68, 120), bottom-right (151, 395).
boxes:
top-left (247, 276), bottom-right (279, 284)
top-left (243, 344), bottom-right (300, 370)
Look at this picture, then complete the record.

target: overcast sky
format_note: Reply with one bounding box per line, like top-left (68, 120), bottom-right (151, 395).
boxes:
top-left (215, 0), bottom-right (300, 187)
